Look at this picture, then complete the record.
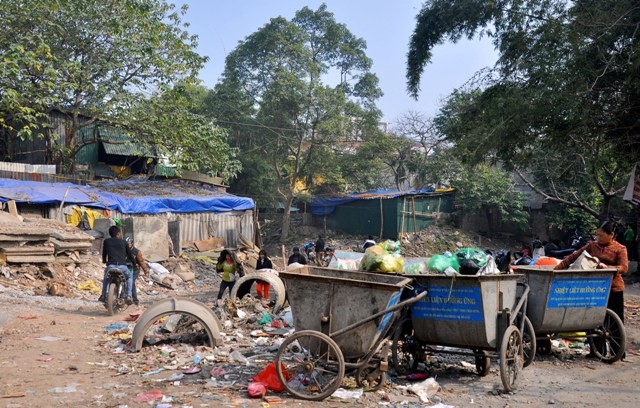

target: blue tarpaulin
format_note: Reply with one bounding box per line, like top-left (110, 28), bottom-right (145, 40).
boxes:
top-left (310, 189), bottom-right (437, 216)
top-left (0, 178), bottom-right (254, 214)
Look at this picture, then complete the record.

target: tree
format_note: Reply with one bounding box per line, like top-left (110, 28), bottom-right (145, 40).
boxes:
top-left (128, 84), bottom-right (242, 181)
top-left (211, 4), bottom-right (383, 242)
top-left (0, 0), bottom-right (225, 175)
top-left (407, 0), bottom-right (640, 222)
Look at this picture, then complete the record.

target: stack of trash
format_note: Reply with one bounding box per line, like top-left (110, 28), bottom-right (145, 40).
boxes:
top-left (235, 235), bottom-right (261, 273)
top-left (427, 247), bottom-right (501, 276)
top-left (359, 240), bottom-right (404, 273)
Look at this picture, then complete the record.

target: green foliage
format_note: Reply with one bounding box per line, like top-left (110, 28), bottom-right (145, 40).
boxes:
top-left (0, 0), bottom-right (236, 177)
top-left (207, 4), bottom-right (382, 240)
top-left (409, 0), bottom-right (640, 221)
top-left (129, 84), bottom-right (241, 182)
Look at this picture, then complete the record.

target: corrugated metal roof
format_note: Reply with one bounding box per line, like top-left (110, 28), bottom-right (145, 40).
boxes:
top-left (99, 127), bottom-right (156, 157)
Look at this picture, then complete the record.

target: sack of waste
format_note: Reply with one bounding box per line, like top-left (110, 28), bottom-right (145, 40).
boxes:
top-left (453, 248), bottom-right (488, 268)
top-left (359, 241), bottom-right (404, 273)
top-left (427, 254), bottom-right (459, 276)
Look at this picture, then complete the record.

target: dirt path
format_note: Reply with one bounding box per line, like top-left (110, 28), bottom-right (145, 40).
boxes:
top-left (1, 288), bottom-right (639, 407)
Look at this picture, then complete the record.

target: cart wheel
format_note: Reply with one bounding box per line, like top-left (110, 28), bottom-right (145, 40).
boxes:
top-left (391, 318), bottom-right (421, 376)
top-left (474, 350), bottom-right (491, 376)
top-left (522, 316), bottom-right (536, 368)
top-left (499, 326), bottom-right (523, 392)
top-left (588, 308), bottom-right (626, 364)
top-left (275, 330), bottom-right (345, 401)
top-left (355, 363), bottom-right (386, 391)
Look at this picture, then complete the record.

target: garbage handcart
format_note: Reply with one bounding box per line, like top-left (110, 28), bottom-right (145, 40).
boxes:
top-left (517, 266), bottom-right (625, 363)
top-left (391, 274), bottom-right (533, 391)
top-left (275, 266), bottom-right (426, 401)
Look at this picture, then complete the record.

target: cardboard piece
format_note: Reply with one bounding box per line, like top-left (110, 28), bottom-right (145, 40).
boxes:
top-left (194, 237), bottom-right (226, 252)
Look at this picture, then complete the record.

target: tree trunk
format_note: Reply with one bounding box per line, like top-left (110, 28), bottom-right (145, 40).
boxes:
top-left (280, 193), bottom-right (295, 244)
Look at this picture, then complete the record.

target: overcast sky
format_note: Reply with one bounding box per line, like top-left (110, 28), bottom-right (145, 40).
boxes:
top-left (172, 0), bottom-right (498, 124)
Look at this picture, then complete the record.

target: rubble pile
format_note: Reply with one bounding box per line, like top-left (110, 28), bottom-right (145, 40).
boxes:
top-left (399, 225), bottom-right (517, 257)
top-left (0, 212), bottom-right (94, 265)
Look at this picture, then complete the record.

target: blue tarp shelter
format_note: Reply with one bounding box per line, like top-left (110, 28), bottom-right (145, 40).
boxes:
top-left (0, 178), bottom-right (254, 214)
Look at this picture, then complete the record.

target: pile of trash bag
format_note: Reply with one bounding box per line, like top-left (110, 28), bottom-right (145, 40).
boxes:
top-left (427, 248), bottom-right (502, 276)
top-left (359, 240), bottom-right (404, 273)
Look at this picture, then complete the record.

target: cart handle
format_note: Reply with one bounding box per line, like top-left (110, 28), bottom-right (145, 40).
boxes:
top-left (510, 283), bottom-right (530, 326)
top-left (330, 290), bottom-right (428, 339)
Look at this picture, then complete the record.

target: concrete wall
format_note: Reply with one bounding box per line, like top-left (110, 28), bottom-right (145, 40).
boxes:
top-left (123, 216), bottom-right (169, 262)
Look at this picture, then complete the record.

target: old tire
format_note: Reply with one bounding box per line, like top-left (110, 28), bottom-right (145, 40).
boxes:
top-left (130, 298), bottom-right (223, 352)
top-left (474, 350), bottom-right (491, 376)
top-left (588, 308), bottom-right (626, 364)
top-left (106, 282), bottom-right (127, 316)
top-left (355, 363), bottom-right (386, 391)
top-left (522, 316), bottom-right (536, 368)
top-left (231, 272), bottom-right (287, 314)
top-left (500, 326), bottom-right (523, 392)
top-left (276, 330), bottom-right (344, 401)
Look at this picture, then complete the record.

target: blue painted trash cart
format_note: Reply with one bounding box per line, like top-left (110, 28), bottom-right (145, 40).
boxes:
top-left (275, 266), bottom-right (426, 401)
top-left (391, 274), bottom-right (532, 392)
top-left (517, 266), bottom-right (625, 363)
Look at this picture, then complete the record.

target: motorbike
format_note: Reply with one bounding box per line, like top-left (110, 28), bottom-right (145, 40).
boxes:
top-left (546, 231), bottom-right (593, 259)
top-left (104, 267), bottom-right (130, 316)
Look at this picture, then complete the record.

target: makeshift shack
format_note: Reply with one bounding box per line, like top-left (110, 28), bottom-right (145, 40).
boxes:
top-left (0, 178), bottom-right (255, 261)
top-left (310, 189), bottom-right (455, 239)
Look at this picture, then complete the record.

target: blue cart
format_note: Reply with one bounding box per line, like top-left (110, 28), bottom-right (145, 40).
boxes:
top-left (391, 274), bottom-right (532, 392)
top-left (517, 266), bottom-right (625, 363)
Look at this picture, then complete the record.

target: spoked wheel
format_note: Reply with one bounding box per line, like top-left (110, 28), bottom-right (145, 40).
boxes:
top-left (391, 318), bottom-right (421, 376)
top-left (276, 330), bottom-right (345, 401)
top-left (106, 282), bottom-right (128, 316)
top-left (355, 363), bottom-right (386, 391)
top-left (499, 326), bottom-right (523, 392)
top-left (521, 316), bottom-right (536, 368)
top-left (474, 350), bottom-right (491, 376)
top-left (588, 308), bottom-right (626, 364)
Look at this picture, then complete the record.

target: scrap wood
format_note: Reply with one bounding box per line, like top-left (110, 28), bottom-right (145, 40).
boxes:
top-left (1, 392), bottom-right (26, 398)
top-left (624, 303), bottom-right (640, 309)
top-left (194, 237), bottom-right (226, 252)
top-left (17, 314), bottom-right (38, 320)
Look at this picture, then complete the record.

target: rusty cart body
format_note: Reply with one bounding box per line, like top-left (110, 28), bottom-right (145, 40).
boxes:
top-left (517, 266), bottom-right (625, 363)
top-left (275, 266), bottom-right (426, 401)
top-left (391, 274), bottom-right (532, 392)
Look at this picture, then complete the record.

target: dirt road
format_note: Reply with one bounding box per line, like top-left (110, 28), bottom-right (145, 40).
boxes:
top-left (1, 285), bottom-right (639, 408)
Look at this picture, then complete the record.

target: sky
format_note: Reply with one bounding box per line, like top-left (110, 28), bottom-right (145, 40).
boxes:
top-left (171, 0), bottom-right (498, 124)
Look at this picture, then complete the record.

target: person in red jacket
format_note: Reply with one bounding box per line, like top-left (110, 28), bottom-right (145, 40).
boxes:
top-left (555, 220), bottom-right (628, 357)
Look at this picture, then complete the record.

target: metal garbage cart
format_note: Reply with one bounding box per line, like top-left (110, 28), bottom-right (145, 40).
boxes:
top-left (391, 274), bottom-right (532, 392)
top-left (517, 266), bottom-right (625, 363)
top-left (275, 266), bottom-right (426, 401)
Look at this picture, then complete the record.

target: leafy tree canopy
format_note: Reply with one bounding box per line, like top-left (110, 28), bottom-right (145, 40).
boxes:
top-left (0, 0), bottom-right (239, 178)
top-left (408, 0), bottom-right (640, 221)
top-left (205, 4), bottom-right (383, 241)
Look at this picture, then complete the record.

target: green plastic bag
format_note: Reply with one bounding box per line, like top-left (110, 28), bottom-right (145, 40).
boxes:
top-left (454, 248), bottom-right (488, 267)
top-left (427, 254), bottom-right (460, 273)
top-left (378, 240), bottom-right (401, 254)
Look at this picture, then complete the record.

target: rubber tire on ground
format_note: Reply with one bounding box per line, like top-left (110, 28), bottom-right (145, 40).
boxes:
top-left (391, 318), bottom-right (420, 376)
top-left (474, 350), bottom-right (491, 376)
top-left (522, 316), bottom-right (536, 368)
top-left (275, 330), bottom-right (345, 401)
top-left (588, 308), bottom-right (626, 364)
top-left (355, 364), bottom-right (386, 391)
top-left (130, 298), bottom-right (223, 352)
top-left (106, 282), bottom-right (127, 316)
top-left (499, 326), bottom-right (523, 392)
